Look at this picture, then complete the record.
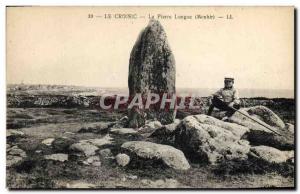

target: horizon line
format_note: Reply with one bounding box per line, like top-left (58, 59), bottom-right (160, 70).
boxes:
top-left (6, 83), bottom-right (294, 91)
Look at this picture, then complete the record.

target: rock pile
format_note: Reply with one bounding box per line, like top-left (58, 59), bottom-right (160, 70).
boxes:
top-left (7, 145), bottom-right (27, 167)
top-left (69, 135), bottom-right (113, 156)
top-left (7, 130), bottom-right (27, 167)
top-left (149, 106), bottom-right (294, 166)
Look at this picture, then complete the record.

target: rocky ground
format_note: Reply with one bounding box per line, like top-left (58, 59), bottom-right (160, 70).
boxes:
top-left (6, 101), bottom-right (295, 189)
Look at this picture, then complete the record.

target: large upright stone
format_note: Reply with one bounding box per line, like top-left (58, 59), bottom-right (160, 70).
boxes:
top-left (128, 20), bottom-right (176, 127)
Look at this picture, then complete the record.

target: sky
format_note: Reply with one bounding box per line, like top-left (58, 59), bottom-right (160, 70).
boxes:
top-left (6, 6), bottom-right (294, 90)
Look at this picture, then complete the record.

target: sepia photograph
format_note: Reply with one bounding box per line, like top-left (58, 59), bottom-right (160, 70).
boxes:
top-left (6, 6), bottom-right (295, 189)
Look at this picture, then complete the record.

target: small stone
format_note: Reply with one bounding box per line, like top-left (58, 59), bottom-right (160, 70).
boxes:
top-left (87, 156), bottom-right (100, 163)
top-left (52, 137), bottom-right (76, 152)
top-left (83, 156), bottom-right (101, 166)
top-left (140, 178), bottom-right (179, 188)
top-left (7, 129), bottom-right (25, 138)
top-left (286, 123), bottom-right (294, 134)
top-left (111, 116), bottom-right (128, 128)
top-left (44, 153), bottom-right (68, 162)
top-left (145, 120), bottom-right (163, 130)
top-left (7, 144), bottom-right (11, 149)
top-left (139, 120), bottom-right (164, 136)
top-left (66, 182), bottom-right (96, 188)
top-left (8, 146), bottom-right (27, 158)
top-left (77, 122), bottom-right (112, 133)
top-left (99, 148), bottom-right (113, 158)
top-left (64, 132), bottom-right (76, 135)
top-left (81, 135), bottom-right (113, 147)
top-left (116, 153), bottom-right (130, 167)
top-left (250, 146), bottom-right (293, 164)
top-left (110, 128), bottom-right (138, 135)
top-left (127, 175), bottom-right (138, 180)
top-left (120, 116), bottom-right (128, 122)
top-left (150, 120), bottom-right (181, 141)
top-left (41, 138), bottom-right (55, 146)
top-left (7, 155), bottom-right (23, 167)
top-left (92, 161), bottom-right (101, 167)
top-left (288, 158), bottom-right (294, 164)
top-left (69, 142), bottom-right (99, 157)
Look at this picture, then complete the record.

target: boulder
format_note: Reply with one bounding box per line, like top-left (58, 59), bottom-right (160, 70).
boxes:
top-left (249, 146), bottom-right (294, 164)
top-left (154, 119), bottom-right (180, 133)
top-left (121, 141), bottom-right (190, 170)
top-left (138, 120), bottom-right (163, 137)
top-left (128, 20), bottom-right (176, 127)
top-left (285, 123), bottom-right (294, 134)
top-left (193, 114), bottom-right (249, 138)
top-left (246, 106), bottom-right (285, 129)
top-left (44, 153), bottom-right (68, 162)
top-left (229, 106), bottom-right (285, 133)
top-left (116, 153), bottom-right (131, 167)
top-left (243, 129), bottom-right (294, 150)
top-left (7, 145), bottom-right (27, 167)
top-left (174, 115), bottom-right (251, 164)
top-left (69, 142), bottom-right (99, 157)
top-left (52, 137), bottom-right (76, 152)
top-left (150, 119), bottom-right (181, 143)
top-left (229, 107), bottom-right (293, 150)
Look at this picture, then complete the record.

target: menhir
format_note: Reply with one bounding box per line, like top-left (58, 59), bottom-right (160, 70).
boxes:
top-left (128, 20), bottom-right (176, 128)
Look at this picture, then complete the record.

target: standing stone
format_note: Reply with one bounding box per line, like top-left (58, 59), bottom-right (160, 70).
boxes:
top-left (128, 20), bottom-right (176, 127)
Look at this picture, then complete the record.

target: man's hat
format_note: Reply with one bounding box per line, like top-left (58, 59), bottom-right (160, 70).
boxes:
top-left (224, 77), bottom-right (234, 81)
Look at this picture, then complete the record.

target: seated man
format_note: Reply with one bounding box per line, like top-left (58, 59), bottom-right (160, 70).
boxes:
top-left (207, 77), bottom-right (240, 118)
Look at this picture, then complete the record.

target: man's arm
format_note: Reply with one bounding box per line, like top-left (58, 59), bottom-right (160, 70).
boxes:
top-left (212, 88), bottom-right (223, 98)
top-left (228, 89), bottom-right (240, 107)
top-left (208, 88), bottom-right (222, 105)
top-left (233, 89), bottom-right (240, 105)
